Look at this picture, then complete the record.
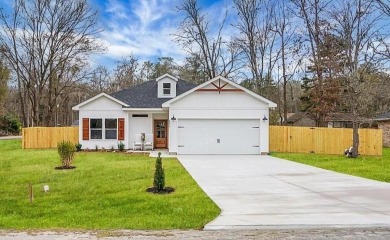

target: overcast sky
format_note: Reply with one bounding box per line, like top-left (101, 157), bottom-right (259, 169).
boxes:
top-left (90, 0), bottom-right (231, 69)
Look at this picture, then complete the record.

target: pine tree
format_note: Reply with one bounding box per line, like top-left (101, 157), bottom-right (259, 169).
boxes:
top-left (153, 152), bottom-right (165, 191)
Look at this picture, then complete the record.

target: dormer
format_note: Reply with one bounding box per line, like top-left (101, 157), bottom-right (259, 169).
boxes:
top-left (156, 74), bottom-right (178, 98)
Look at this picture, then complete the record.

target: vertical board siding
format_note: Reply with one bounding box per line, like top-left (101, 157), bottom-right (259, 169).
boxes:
top-left (270, 126), bottom-right (383, 156)
top-left (22, 127), bottom-right (79, 149)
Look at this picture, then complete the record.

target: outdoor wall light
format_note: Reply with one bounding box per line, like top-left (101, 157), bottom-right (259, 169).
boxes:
top-left (262, 115), bottom-right (268, 121)
top-left (171, 115), bottom-right (176, 121)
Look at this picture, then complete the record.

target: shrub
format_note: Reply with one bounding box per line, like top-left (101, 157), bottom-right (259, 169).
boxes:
top-left (153, 152), bottom-right (165, 191)
top-left (57, 141), bottom-right (76, 168)
top-left (117, 141), bottom-right (125, 151)
top-left (75, 143), bottom-right (82, 152)
top-left (0, 114), bottom-right (21, 135)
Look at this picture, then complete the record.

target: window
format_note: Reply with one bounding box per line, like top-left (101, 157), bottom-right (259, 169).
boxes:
top-left (163, 83), bottom-right (171, 95)
top-left (105, 119), bottom-right (117, 139)
top-left (90, 118), bottom-right (118, 139)
top-left (90, 119), bottom-right (102, 139)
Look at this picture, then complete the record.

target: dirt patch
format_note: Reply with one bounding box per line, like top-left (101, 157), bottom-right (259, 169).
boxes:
top-left (54, 166), bottom-right (76, 170)
top-left (146, 187), bottom-right (175, 194)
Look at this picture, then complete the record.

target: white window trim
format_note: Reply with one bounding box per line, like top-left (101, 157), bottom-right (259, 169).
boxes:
top-left (90, 119), bottom-right (103, 140)
top-left (105, 119), bottom-right (118, 140)
top-left (89, 118), bottom-right (118, 140)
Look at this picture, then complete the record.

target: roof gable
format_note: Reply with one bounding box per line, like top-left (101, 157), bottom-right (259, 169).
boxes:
top-left (72, 93), bottom-right (128, 110)
top-left (162, 76), bottom-right (277, 108)
top-left (156, 73), bottom-right (178, 82)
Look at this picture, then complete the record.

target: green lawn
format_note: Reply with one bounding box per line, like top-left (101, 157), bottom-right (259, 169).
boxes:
top-left (0, 140), bottom-right (220, 230)
top-left (272, 148), bottom-right (390, 183)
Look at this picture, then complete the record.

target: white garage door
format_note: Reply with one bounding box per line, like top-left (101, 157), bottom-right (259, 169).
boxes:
top-left (178, 119), bottom-right (260, 154)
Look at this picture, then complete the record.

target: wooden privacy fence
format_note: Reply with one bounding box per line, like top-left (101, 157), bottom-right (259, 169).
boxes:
top-left (22, 126), bottom-right (383, 156)
top-left (270, 126), bottom-right (382, 156)
top-left (22, 127), bottom-right (79, 149)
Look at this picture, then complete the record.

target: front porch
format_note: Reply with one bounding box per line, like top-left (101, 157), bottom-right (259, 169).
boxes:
top-left (126, 110), bottom-right (169, 151)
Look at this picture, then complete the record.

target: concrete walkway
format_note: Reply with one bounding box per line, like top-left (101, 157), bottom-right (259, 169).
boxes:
top-left (177, 155), bottom-right (390, 230)
top-left (0, 135), bottom-right (22, 140)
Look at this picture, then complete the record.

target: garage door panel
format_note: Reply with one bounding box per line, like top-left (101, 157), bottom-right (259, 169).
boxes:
top-left (178, 119), bottom-right (260, 154)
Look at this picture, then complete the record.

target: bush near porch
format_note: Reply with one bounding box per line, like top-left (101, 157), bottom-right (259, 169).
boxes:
top-left (0, 139), bottom-right (220, 229)
top-left (272, 148), bottom-right (390, 183)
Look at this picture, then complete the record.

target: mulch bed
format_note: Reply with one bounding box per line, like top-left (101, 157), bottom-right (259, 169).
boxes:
top-left (146, 187), bottom-right (175, 194)
top-left (54, 166), bottom-right (76, 170)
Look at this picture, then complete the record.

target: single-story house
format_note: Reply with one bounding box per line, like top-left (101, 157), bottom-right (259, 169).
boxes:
top-left (373, 112), bottom-right (390, 147)
top-left (287, 112), bottom-right (371, 128)
top-left (72, 74), bottom-right (277, 155)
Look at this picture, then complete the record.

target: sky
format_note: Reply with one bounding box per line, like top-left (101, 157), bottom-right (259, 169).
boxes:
top-left (89, 0), bottom-right (231, 69)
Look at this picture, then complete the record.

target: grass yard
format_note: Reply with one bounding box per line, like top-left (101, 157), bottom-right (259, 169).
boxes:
top-left (272, 148), bottom-right (390, 183)
top-left (0, 140), bottom-right (220, 230)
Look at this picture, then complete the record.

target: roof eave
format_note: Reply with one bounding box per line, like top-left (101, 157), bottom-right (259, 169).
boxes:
top-left (155, 73), bottom-right (178, 82)
top-left (374, 118), bottom-right (390, 121)
top-left (122, 108), bottom-right (165, 112)
top-left (72, 93), bottom-right (129, 110)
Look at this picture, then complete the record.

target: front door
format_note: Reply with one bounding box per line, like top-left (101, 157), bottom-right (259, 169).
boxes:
top-left (154, 120), bottom-right (167, 148)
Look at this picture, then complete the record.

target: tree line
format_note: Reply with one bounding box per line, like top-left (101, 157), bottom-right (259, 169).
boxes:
top-left (0, 0), bottom-right (390, 153)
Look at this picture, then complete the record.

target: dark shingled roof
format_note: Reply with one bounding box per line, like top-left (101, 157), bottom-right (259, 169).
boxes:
top-left (286, 112), bottom-right (315, 123)
top-left (110, 80), bottom-right (197, 108)
top-left (374, 111), bottom-right (390, 121)
top-left (287, 112), bottom-right (371, 123)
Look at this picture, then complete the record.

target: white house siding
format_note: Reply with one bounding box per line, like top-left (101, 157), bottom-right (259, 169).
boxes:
top-left (78, 96), bottom-right (128, 149)
top-left (127, 112), bottom-right (168, 149)
top-left (128, 114), bottom-right (152, 148)
top-left (157, 76), bottom-right (177, 98)
top-left (168, 91), bottom-right (270, 154)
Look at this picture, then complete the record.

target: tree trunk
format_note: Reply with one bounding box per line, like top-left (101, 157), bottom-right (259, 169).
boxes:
top-left (352, 120), bottom-right (359, 158)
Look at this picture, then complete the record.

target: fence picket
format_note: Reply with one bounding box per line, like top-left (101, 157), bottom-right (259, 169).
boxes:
top-left (22, 127), bottom-right (78, 149)
top-left (270, 126), bottom-right (382, 156)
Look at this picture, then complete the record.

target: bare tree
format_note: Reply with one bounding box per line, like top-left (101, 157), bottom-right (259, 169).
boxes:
top-left (174, 0), bottom-right (242, 80)
top-left (0, 0), bottom-right (103, 126)
top-left (0, 60), bottom-right (10, 116)
top-left (178, 53), bottom-right (208, 84)
top-left (111, 56), bottom-right (140, 92)
top-left (376, 0), bottom-right (390, 15)
top-left (233, 0), bottom-right (280, 94)
top-left (273, 0), bottom-right (301, 125)
top-left (291, 0), bottom-right (334, 127)
top-left (88, 65), bottom-right (111, 95)
top-left (329, 0), bottom-right (384, 157)
top-left (138, 61), bottom-right (154, 82)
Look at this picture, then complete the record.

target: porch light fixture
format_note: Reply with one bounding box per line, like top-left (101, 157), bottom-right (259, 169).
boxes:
top-left (262, 115), bottom-right (268, 121)
top-left (171, 115), bottom-right (176, 121)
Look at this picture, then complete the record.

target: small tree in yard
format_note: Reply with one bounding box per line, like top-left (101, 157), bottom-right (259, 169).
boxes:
top-left (147, 152), bottom-right (174, 194)
top-left (57, 141), bottom-right (76, 169)
top-left (153, 152), bottom-right (165, 191)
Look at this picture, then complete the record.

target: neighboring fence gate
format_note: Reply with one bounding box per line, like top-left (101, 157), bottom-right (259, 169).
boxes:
top-left (22, 127), bottom-right (78, 149)
top-left (270, 126), bottom-right (382, 156)
top-left (22, 126), bottom-right (383, 156)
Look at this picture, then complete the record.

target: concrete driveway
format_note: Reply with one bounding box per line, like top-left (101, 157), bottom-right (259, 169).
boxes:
top-left (177, 155), bottom-right (390, 230)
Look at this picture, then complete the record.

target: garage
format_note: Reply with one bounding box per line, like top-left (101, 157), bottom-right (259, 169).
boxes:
top-left (177, 119), bottom-right (260, 154)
